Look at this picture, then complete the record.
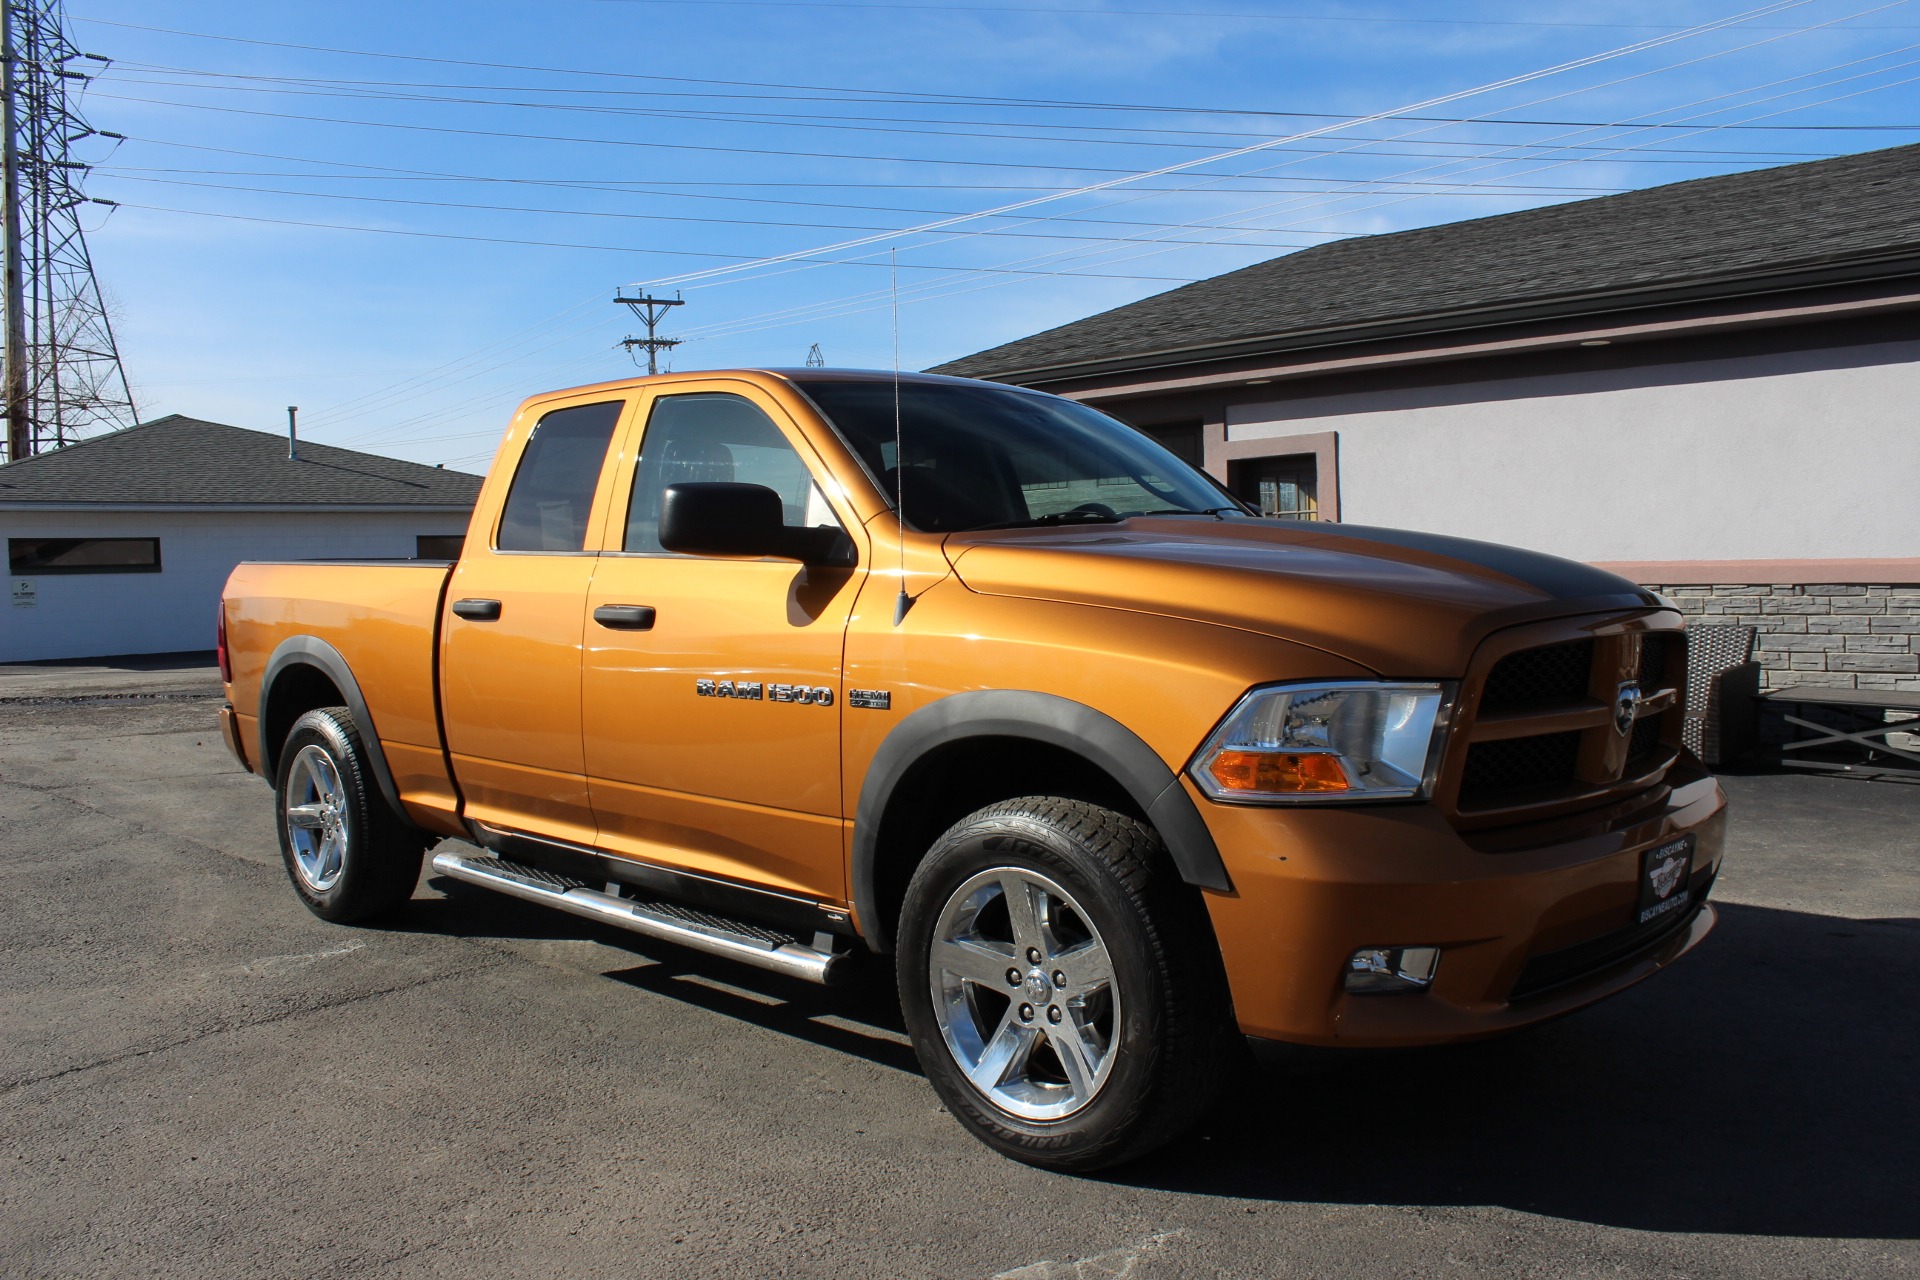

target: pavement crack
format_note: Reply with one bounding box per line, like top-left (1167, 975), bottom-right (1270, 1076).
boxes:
top-left (0, 957), bottom-right (509, 1094)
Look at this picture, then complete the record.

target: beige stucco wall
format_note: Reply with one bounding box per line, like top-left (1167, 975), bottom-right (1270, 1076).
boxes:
top-left (2, 508), bottom-right (468, 662)
top-left (1224, 339), bottom-right (1920, 564)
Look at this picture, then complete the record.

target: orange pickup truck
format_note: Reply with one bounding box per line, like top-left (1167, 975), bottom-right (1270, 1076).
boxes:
top-left (219, 368), bottom-right (1725, 1170)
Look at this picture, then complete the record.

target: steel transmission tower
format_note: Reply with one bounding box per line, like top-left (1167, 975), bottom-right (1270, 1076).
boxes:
top-left (1, 0), bottom-right (135, 463)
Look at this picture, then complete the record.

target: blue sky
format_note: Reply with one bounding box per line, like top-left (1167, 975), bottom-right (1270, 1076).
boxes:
top-left (71, 0), bottom-right (1920, 469)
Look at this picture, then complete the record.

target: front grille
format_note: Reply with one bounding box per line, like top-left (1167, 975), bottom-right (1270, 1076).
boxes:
top-left (1459, 731), bottom-right (1581, 807)
top-left (1451, 621), bottom-right (1686, 819)
top-left (1637, 633), bottom-right (1674, 687)
top-left (1626, 711), bottom-right (1666, 770)
top-left (1482, 640), bottom-right (1594, 710)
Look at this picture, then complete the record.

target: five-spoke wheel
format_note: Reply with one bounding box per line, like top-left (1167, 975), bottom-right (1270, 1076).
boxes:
top-left (283, 743), bottom-right (350, 893)
top-left (896, 796), bottom-right (1232, 1171)
top-left (930, 867), bottom-right (1119, 1120)
top-left (273, 706), bottom-right (425, 923)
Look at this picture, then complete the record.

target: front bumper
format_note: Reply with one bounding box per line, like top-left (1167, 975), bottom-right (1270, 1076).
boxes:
top-left (1198, 756), bottom-right (1727, 1048)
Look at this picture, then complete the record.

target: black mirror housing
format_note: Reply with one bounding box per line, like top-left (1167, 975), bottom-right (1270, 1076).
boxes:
top-left (657, 482), bottom-right (850, 565)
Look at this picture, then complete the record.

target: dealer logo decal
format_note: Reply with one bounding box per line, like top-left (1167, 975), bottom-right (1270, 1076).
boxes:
top-left (1648, 852), bottom-right (1686, 900)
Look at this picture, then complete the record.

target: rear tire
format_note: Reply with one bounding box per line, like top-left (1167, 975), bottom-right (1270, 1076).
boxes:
top-left (895, 797), bottom-right (1233, 1171)
top-left (274, 706), bottom-right (425, 923)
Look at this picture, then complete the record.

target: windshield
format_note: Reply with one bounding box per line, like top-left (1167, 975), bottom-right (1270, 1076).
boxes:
top-left (799, 378), bottom-right (1241, 532)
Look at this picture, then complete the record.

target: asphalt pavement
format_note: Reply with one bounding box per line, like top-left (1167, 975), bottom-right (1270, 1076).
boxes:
top-left (2, 666), bottom-right (1916, 1278)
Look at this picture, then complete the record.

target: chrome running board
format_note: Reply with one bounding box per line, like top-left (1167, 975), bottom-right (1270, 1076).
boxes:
top-left (429, 850), bottom-right (848, 985)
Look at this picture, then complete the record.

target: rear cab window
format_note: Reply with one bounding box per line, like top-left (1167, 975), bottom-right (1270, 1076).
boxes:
top-left (495, 400), bottom-right (626, 553)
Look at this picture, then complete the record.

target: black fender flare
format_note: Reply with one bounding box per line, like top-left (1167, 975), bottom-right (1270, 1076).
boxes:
top-left (851, 689), bottom-right (1232, 953)
top-left (259, 635), bottom-right (412, 827)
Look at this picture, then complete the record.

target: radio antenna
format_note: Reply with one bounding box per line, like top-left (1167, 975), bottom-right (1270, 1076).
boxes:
top-left (891, 247), bottom-right (912, 626)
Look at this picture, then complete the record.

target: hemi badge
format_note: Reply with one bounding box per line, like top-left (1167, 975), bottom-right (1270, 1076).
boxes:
top-left (848, 689), bottom-right (892, 710)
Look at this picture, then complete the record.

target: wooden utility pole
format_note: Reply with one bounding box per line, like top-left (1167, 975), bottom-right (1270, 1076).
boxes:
top-left (615, 292), bottom-right (684, 376)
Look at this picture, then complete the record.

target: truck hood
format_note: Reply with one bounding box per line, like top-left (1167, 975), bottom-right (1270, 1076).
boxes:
top-left (944, 518), bottom-right (1662, 676)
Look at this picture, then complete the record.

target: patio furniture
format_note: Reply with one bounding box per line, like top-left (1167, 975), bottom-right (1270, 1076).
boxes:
top-left (1683, 625), bottom-right (1759, 765)
top-left (1758, 686), bottom-right (1920, 778)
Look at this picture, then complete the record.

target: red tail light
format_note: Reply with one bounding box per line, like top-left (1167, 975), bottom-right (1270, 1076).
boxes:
top-left (216, 601), bottom-right (232, 683)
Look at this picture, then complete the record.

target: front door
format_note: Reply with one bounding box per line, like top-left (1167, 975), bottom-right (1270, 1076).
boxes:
top-left (441, 395), bottom-right (631, 846)
top-left (581, 382), bottom-right (863, 903)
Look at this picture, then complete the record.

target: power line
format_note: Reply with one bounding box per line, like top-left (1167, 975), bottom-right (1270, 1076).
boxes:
top-left (632, 0), bottom-right (1827, 291)
top-left (91, 68), bottom-right (1865, 162)
top-left (121, 1), bottom-right (1910, 457)
top-left (80, 12), bottom-right (1920, 121)
top-left (704, 0), bottom-right (1920, 305)
top-left (112, 91), bottom-right (1619, 178)
top-left (97, 174), bottom-right (1351, 249)
top-left (581, 0), bottom-right (1920, 29)
top-left (90, 52), bottom-right (1920, 129)
top-left (299, 3), bottom-right (1873, 429)
top-left (911, 32), bottom-right (1920, 328)
top-left (98, 164), bottom-right (1618, 219)
top-left (666, 14), bottom-right (1920, 347)
top-left (108, 200), bottom-right (1210, 281)
top-left (104, 136), bottom-right (1637, 195)
top-left (353, 3), bottom-right (1866, 445)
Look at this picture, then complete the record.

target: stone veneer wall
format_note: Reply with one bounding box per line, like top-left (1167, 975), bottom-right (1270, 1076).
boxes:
top-left (1641, 583), bottom-right (1920, 694)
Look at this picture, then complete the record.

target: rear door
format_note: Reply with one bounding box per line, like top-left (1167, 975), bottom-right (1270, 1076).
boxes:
top-left (440, 393), bottom-right (634, 845)
top-left (580, 380), bottom-right (864, 903)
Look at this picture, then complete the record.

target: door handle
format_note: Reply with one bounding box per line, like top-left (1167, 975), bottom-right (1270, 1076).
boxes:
top-left (451, 598), bottom-right (502, 621)
top-left (593, 604), bottom-right (656, 631)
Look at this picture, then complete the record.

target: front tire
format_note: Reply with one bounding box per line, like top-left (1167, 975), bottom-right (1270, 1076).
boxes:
top-left (895, 797), bottom-right (1233, 1171)
top-left (274, 706), bottom-right (425, 923)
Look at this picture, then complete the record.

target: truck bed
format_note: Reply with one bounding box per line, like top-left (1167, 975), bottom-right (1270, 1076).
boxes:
top-left (223, 559), bottom-right (460, 834)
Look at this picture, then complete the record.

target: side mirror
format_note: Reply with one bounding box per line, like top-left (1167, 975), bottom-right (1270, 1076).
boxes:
top-left (657, 482), bottom-right (850, 565)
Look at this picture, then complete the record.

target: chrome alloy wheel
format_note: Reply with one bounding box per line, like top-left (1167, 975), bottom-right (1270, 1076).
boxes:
top-left (928, 867), bottom-right (1120, 1122)
top-left (283, 744), bottom-right (349, 893)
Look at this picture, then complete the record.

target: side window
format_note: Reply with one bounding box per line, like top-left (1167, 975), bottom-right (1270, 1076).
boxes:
top-left (625, 392), bottom-right (842, 554)
top-left (495, 401), bottom-right (624, 552)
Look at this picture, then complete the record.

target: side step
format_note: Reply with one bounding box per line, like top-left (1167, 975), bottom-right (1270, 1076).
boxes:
top-left (429, 850), bottom-right (848, 985)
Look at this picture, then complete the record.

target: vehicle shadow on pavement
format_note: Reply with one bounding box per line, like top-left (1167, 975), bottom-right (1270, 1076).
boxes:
top-left (402, 871), bottom-right (922, 1075)
top-left (602, 961), bottom-right (921, 1076)
top-left (1123, 901), bottom-right (1920, 1240)
top-left (402, 873), bottom-right (1918, 1238)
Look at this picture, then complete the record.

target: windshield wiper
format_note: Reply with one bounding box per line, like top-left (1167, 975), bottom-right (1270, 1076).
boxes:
top-left (968, 505), bottom-right (1243, 531)
top-left (966, 509), bottom-right (1127, 531)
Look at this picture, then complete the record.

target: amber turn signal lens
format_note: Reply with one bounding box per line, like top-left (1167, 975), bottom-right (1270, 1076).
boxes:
top-left (1207, 749), bottom-right (1351, 794)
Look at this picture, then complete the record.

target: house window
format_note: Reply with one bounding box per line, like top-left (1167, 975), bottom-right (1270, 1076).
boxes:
top-left (1137, 420), bottom-right (1204, 468)
top-left (8, 537), bottom-right (162, 575)
top-left (1230, 455), bottom-right (1318, 520)
top-left (416, 535), bottom-right (465, 560)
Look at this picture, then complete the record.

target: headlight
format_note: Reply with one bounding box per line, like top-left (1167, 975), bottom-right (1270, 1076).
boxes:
top-left (1189, 681), bottom-right (1453, 804)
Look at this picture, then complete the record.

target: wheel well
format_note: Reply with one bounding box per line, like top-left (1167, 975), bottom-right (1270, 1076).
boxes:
top-left (262, 662), bottom-right (346, 779)
top-left (869, 735), bottom-right (1143, 947)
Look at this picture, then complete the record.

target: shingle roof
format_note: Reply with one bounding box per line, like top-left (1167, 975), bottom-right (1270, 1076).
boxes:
top-left (934, 142), bottom-right (1920, 381)
top-left (0, 415), bottom-right (484, 507)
